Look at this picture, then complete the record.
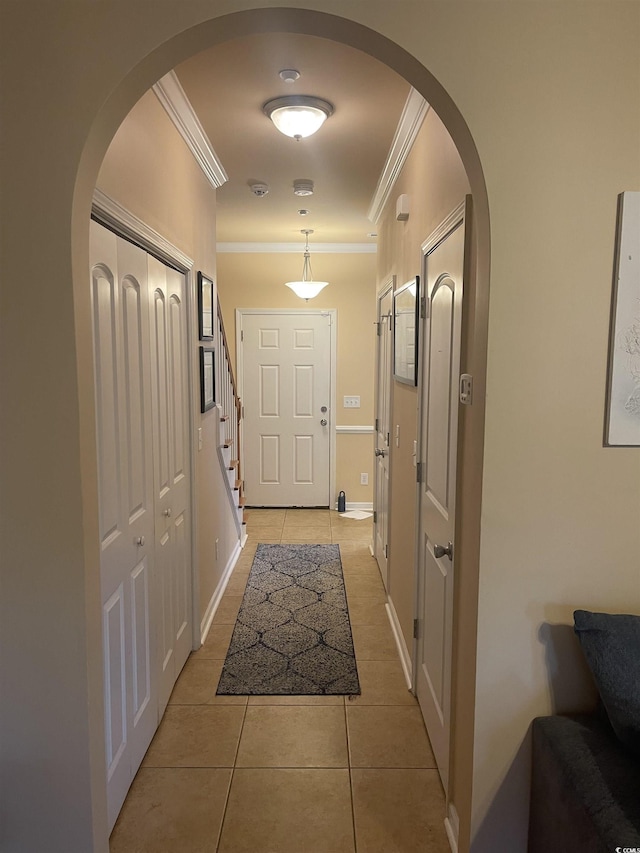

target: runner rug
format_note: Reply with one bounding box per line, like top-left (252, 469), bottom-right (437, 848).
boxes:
top-left (216, 543), bottom-right (360, 695)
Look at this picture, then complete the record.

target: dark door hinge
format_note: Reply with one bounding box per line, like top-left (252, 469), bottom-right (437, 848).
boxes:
top-left (373, 510), bottom-right (377, 523)
top-left (416, 461), bottom-right (423, 483)
top-left (384, 543), bottom-right (388, 559)
top-left (413, 618), bottom-right (419, 639)
top-left (420, 297), bottom-right (428, 319)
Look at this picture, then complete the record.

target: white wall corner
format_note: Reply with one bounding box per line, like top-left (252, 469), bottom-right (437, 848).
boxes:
top-left (153, 70), bottom-right (228, 190)
top-left (444, 803), bottom-right (460, 853)
top-left (385, 597), bottom-right (413, 688)
top-left (367, 88), bottom-right (430, 224)
top-left (200, 540), bottom-right (242, 644)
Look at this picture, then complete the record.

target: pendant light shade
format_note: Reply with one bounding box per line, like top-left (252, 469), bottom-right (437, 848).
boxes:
top-left (285, 231), bottom-right (329, 300)
top-left (263, 96), bottom-right (334, 140)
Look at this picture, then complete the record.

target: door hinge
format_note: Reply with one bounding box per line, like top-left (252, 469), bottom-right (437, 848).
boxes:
top-left (240, 329), bottom-right (244, 342)
top-left (384, 544), bottom-right (388, 559)
top-left (375, 418), bottom-right (379, 432)
top-left (375, 321), bottom-right (382, 336)
top-left (416, 461), bottom-right (423, 483)
top-left (373, 510), bottom-right (377, 523)
top-left (420, 296), bottom-right (428, 319)
top-left (413, 618), bottom-right (419, 639)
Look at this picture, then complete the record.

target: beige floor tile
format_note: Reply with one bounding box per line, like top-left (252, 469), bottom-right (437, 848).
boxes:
top-left (248, 536), bottom-right (282, 544)
top-left (343, 574), bottom-right (386, 599)
top-left (341, 554), bottom-right (379, 570)
top-left (192, 624), bottom-right (234, 659)
top-left (284, 509), bottom-right (331, 525)
top-left (352, 623), bottom-right (399, 661)
top-left (142, 706), bottom-right (245, 767)
top-left (348, 661), bottom-right (417, 706)
top-left (347, 597), bottom-right (390, 626)
top-left (224, 572), bottom-right (250, 595)
top-left (168, 659), bottom-right (247, 706)
top-left (218, 769), bottom-right (355, 853)
top-left (212, 594), bottom-right (243, 624)
top-left (236, 705), bottom-right (348, 768)
top-left (333, 540), bottom-right (374, 555)
top-left (248, 694), bottom-right (344, 706)
top-left (280, 531), bottom-right (333, 543)
top-left (351, 768), bottom-right (449, 853)
top-left (330, 526), bottom-right (372, 540)
top-left (245, 509), bottom-right (286, 523)
top-left (283, 518), bottom-right (331, 531)
top-left (347, 706), bottom-right (436, 768)
top-left (109, 767), bottom-right (231, 853)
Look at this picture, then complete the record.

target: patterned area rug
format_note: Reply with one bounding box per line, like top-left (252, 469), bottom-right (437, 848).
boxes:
top-left (216, 544), bottom-right (360, 695)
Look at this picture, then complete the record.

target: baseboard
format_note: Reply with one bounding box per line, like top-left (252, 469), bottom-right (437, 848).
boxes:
top-left (199, 540), bottom-right (242, 644)
top-left (444, 803), bottom-right (459, 853)
top-left (385, 596), bottom-right (413, 689)
top-left (334, 501), bottom-right (374, 511)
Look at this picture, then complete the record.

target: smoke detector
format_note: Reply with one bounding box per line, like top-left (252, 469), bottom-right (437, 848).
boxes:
top-left (293, 179), bottom-right (314, 197)
top-left (279, 69), bottom-right (300, 83)
top-left (250, 182), bottom-right (269, 197)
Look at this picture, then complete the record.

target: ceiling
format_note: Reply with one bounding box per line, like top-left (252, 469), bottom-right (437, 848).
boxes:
top-left (174, 33), bottom-right (412, 246)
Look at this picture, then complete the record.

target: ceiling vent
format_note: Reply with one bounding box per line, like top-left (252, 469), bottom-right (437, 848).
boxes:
top-left (293, 179), bottom-right (314, 197)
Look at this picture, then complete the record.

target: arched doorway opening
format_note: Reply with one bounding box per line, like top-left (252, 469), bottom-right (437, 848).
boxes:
top-left (73, 8), bottom-right (490, 851)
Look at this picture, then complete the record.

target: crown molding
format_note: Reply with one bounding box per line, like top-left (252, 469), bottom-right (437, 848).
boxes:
top-left (92, 188), bottom-right (194, 271)
top-left (153, 71), bottom-right (228, 189)
top-left (367, 88), bottom-right (430, 225)
top-left (217, 242), bottom-right (376, 254)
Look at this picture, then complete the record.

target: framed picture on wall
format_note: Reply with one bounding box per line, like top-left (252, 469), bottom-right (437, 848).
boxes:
top-left (199, 346), bottom-right (215, 412)
top-left (198, 272), bottom-right (214, 341)
top-left (604, 191), bottom-right (640, 446)
top-left (394, 276), bottom-right (420, 386)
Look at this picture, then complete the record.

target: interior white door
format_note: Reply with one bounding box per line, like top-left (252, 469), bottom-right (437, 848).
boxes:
top-left (147, 256), bottom-right (192, 713)
top-left (90, 223), bottom-right (157, 830)
top-left (240, 311), bottom-right (332, 507)
top-left (374, 285), bottom-right (393, 589)
top-left (415, 205), bottom-right (466, 790)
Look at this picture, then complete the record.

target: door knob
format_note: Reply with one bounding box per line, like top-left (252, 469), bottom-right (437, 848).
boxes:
top-left (374, 448), bottom-right (387, 457)
top-left (434, 541), bottom-right (453, 560)
top-left (136, 536), bottom-right (145, 547)
top-left (163, 508), bottom-right (172, 517)
top-left (320, 419), bottom-right (328, 426)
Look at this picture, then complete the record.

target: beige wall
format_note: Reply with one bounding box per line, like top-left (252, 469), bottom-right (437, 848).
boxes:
top-left (217, 250), bottom-right (377, 506)
top-left (97, 90), bottom-right (239, 624)
top-left (377, 108), bottom-right (470, 650)
top-left (1, 3), bottom-right (639, 853)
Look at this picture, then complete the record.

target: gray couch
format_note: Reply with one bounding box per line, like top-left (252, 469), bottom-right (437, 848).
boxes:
top-left (529, 610), bottom-right (640, 853)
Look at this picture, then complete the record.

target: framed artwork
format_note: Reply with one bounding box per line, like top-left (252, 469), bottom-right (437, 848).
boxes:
top-left (199, 346), bottom-right (215, 413)
top-left (197, 272), bottom-right (214, 341)
top-left (604, 192), bottom-right (640, 446)
top-left (394, 276), bottom-right (420, 386)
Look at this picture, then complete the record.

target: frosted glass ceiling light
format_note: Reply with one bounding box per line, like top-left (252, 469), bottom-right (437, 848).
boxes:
top-left (285, 230), bottom-right (329, 301)
top-left (263, 96), bottom-right (334, 141)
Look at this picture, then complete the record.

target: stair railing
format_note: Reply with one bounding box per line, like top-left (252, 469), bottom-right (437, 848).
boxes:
top-left (216, 301), bottom-right (243, 509)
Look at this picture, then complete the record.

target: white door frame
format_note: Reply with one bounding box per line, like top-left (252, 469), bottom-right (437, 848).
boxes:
top-left (91, 189), bottom-right (200, 653)
top-left (236, 308), bottom-right (337, 507)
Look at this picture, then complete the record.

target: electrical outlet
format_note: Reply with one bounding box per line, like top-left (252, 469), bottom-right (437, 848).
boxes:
top-left (343, 396), bottom-right (360, 408)
top-left (360, 473), bottom-right (369, 486)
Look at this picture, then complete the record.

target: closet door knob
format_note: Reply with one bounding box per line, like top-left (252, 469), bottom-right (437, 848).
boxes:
top-left (136, 536), bottom-right (145, 547)
top-left (163, 508), bottom-right (172, 517)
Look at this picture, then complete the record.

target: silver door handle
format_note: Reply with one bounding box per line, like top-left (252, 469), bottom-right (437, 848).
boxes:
top-left (434, 542), bottom-right (453, 560)
top-left (163, 508), bottom-right (172, 517)
top-left (374, 448), bottom-right (387, 457)
top-left (136, 536), bottom-right (145, 547)
top-left (320, 419), bottom-right (328, 426)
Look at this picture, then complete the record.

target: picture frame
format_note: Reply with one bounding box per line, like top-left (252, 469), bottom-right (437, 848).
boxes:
top-left (394, 276), bottom-right (420, 386)
top-left (199, 346), bottom-right (215, 413)
top-left (197, 271), bottom-right (214, 341)
top-left (604, 192), bottom-right (640, 446)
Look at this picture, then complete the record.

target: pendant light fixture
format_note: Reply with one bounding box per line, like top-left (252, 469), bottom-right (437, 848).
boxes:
top-left (263, 95), bottom-right (334, 141)
top-left (285, 230), bottom-right (329, 300)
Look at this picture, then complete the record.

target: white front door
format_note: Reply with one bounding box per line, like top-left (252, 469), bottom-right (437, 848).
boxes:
top-left (415, 203), bottom-right (467, 789)
top-left (374, 283), bottom-right (393, 589)
top-left (90, 224), bottom-right (157, 830)
top-left (147, 256), bottom-right (192, 713)
top-left (239, 310), bottom-right (332, 507)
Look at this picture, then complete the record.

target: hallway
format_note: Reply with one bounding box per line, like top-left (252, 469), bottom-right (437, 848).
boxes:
top-left (109, 509), bottom-right (450, 852)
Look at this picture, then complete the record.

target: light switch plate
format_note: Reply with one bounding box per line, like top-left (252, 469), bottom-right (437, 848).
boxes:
top-left (343, 396), bottom-right (360, 408)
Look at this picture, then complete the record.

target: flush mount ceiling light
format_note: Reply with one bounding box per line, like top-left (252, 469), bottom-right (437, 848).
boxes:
top-left (263, 96), bottom-right (334, 141)
top-left (293, 179), bottom-right (314, 197)
top-left (285, 230), bottom-right (329, 301)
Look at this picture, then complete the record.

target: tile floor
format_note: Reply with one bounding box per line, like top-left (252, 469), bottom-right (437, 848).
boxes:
top-left (110, 509), bottom-right (450, 853)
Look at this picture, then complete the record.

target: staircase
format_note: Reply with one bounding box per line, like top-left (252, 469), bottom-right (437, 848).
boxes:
top-left (215, 302), bottom-right (247, 544)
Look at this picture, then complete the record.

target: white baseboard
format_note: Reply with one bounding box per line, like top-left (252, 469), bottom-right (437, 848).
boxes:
top-left (444, 803), bottom-right (459, 853)
top-left (199, 541), bottom-right (242, 644)
top-left (385, 596), bottom-right (413, 689)
top-left (334, 501), bottom-right (374, 511)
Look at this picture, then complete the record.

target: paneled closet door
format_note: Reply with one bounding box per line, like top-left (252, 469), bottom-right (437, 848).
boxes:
top-left (148, 256), bottom-right (192, 713)
top-left (90, 222), bottom-right (157, 831)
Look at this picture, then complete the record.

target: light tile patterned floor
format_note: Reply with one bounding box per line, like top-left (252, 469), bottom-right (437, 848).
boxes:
top-left (110, 509), bottom-right (450, 853)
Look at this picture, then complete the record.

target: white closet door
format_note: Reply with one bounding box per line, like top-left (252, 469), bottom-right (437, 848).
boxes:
top-left (148, 256), bottom-right (192, 713)
top-left (90, 222), bottom-right (157, 831)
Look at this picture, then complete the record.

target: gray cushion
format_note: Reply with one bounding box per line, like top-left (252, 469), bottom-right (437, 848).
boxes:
top-left (574, 609), bottom-right (640, 756)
